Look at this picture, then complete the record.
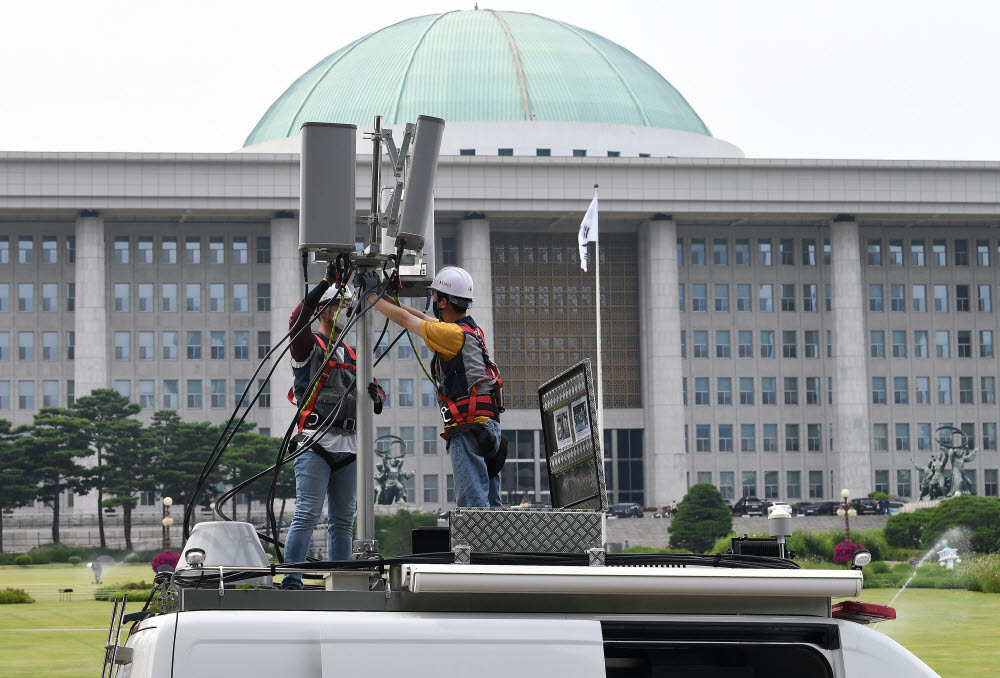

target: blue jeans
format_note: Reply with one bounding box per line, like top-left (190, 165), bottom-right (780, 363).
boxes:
top-left (449, 420), bottom-right (502, 507)
top-left (282, 450), bottom-right (357, 585)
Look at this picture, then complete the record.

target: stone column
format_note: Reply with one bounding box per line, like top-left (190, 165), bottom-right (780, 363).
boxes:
top-left (638, 217), bottom-right (685, 506)
top-left (269, 213), bottom-right (301, 437)
top-left (458, 215), bottom-right (494, 354)
top-left (830, 215), bottom-right (872, 498)
top-left (74, 211), bottom-right (108, 397)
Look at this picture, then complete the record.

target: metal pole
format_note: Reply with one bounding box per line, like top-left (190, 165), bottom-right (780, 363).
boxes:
top-left (593, 186), bottom-right (604, 443)
top-left (354, 290), bottom-right (375, 552)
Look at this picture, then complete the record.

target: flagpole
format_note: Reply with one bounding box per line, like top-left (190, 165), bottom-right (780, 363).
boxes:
top-left (593, 185), bottom-right (604, 447)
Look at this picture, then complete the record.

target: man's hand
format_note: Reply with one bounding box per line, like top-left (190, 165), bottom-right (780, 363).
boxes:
top-left (358, 271), bottom-right (383, 302)
top-left (368, 380), bottom-right (384, 415)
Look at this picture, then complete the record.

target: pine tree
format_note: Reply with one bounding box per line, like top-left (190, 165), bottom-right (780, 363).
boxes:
top-left (0, 419), bottom-right (37, 552)
top-left (100, 417), bottom-right (153, 551)
top-left (668, 483), bottom-right (733, 553)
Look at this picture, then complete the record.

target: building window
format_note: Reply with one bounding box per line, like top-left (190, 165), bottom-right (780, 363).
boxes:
top-left (979, 285), bottom-right (992, 312)
top-left (691, 284), bottom-right (706, 311)
top-left (937, 377), bottom-right (952, 404)
top-left (742, 471), bottom-right (757, 498)
top-left (896, 424), bottom-right (910, 451)
top-left (782, 330), bottom-right (796, 358)
top-left (915, 377), bottom-right (930, 404)
top-left (17, 236), bottom-right (33, 264)
top-left (210, 331), bottom-right (225, 360)
top-left (690, 239), bottom-right (705, 265)
top-left (161, 236), bottom-right (177, 264)
top-left (761, 377), bottom-right (776, 405)
top-left (956, 284), bottom-right (970, 312)
top-left (911, 240), bottom-right (925, 266)
top-left (695, 424), bottom-right (711, 452)
top-left (890, 284), bottom-right (905, 312)
top-left (186, 331), bottom-right (202, 360)
top-left (868, 284), bottom-right (883, 312)
top-left (163, 380), bottom-right (178, 409)
top-left (693, 331), bottom-right (708, 358)
top-left (257, 380), bottom-right (271, 408)
top-left (113, 236), bottom-right (130, 264)
top-left (17, 283), bottom-right (33, 312)
top-left (736, 284), bottom-right (751, 311)
top-left (803, 284), bottom-right (817, 312)
top-left (714, 284), bottom-right (729, 311)
top-left (935, 330), bottom-right (950, 358)
top-left (233, 284), bottom-right (249, 312)
top-left (887, 240), bottom-right (903, 266)
top-left (162, 332), bottom-right (178, 360)
top-left (232, 236), bottom-right (248, 264)
top-left (65, 331), bottom-right (74, 360)
top-left (235, 379), bottom-right (249, 408)
top-left (933, 284), bottom-right (948, 312)
top-left (0, 237), bottom-right (8, 264)
top-left (694, 377), bottom-right (709, 406)
top-left (139, 380), bottom-right (154, 409)
top-left (208, 236), bottom-right (225, 264)
top-left (779, 239), bottom-right (794, 265)
top-left (113, 283), bottom-right (129, 312)
top-left (914, 330), bottom-right (928, 358)
top-left (932, 240), bottom-right (946, 266)
top-left (912, 284), bottom-right (926, 312)
top-left (258, 331), bottom-right (271, 359)
top-left (185, 236), bottom-right (201, 264)
top-left (741, 424), bottom-right (755, 452)
top-left (806, 376), bottom-right (820, 405)
top-left (112, 332), bottom-right (129, 360)
top-left (871, 377), bottom-right (886, 404)
top-left (786, 471), bottom-right (801, 499)
top-left (717, 378), bottom-right (732, 405)
top-left (808, 471), bottom-right (824, 499)
top-left (892, 330), bottom-right (907, 358)
top-left (807, 423), bottom-right (822, 451)
top-left (983, 424), bottom-right (997, 451)
top-left (423, 427), bottom-right (438, 455)
top-left (255, 236), bottom-right (271, 264)
top-left (571, 149), bottom-right (585, 157)
top-left (917, 423), bottom-right (932, 451)
top-left (209, 283), bottom-right (225, 312)
top-left (958, 331), bottom-right (972, 358)
top-left (894, 377), bottom-right (909, 404)
top-left (981, 330), bottom-right (994, 358)
top-left (783, 377), bottom-right (799, 405)
top-left (161, 283), bottom-right (177, 312)
top-left (759, 283), bottom-right (773, 312)
top-left (185, 283), bottom-right (201, 311)
top-left (42, 332), bottom-right (57, 361)
top-left (984, 470), bottom-right (998, 497)
top-left (257, 283), bottom-right (271, 312)
top-left (872, 423), bottom-right (888, 451)
top-left (802, 239), bottom-right (816, 266)
top-left (137, 283), bottom-right (153, 312)
top-left (187, 380), bottom-right (203, 408)
top-left (735, 239), bottom-right (750, 265)
top-left (18, 381), bottom-right (34, 409)
top-left (738, 330), bottom-right (753, 358)
top-left (739, 377), bottom-right (754, 405)
top-left (867, 240), bottom-right (882, 265)
top-left (716, 331), bottom-right (730, 358)
top-left (954, 239), bottom-right (969, 266)
top-left (713, 239), bottom-right (728, 265)
top-left (138, 332), bottom-right (154, 360)
top-left (41, 283), bottom-right (57, 312)
top-left (136, 236), bottom-right (153, 264)
top-left (718, 425), bottom-right (733, 452)
top-left (498, 148), bottom-right (513, 156)
top-left (875, 470), bottom-right (890, 495)
top-left (0, 284), bottom-right (6, 312)
top-left (234, 332), bottom-right (249, 360)
top-left (959, 376), bottom-right (974, 404)
top-left (781, 284), bottom-right (795, 312)
top-left (211, 379), bottom-right (226, 408)
top-left (535, 148), bottom-right (550, 156)
top-left (763, 424), bottom-right (778, 452)
top-left (17, 332), bottom-right (33, 361)
top-left (399, 379), bottom-right (413, 407)
top-left (758, 240), bottom-right (772, 265)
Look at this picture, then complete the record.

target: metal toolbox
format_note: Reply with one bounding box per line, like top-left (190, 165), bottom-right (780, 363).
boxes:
top-left (450, 507), bottom-right (605, 553)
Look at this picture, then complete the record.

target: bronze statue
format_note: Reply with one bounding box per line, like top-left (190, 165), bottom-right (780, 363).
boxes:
top-left (913, 427), bottom-right (978, 500)
top-left (373, 435), bottom-right (413, 505)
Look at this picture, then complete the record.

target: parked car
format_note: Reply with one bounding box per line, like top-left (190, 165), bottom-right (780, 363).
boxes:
top-left (731, 496), bottom-right (765, 516)
top-left (791, 502), bottom-right (819, 516)
top-left (887, 501), bottom-right (905, 514)
top-left (854, 498), bottom-right (881, 515)
top-left (815, 501), bottom-right (840, 515)
top-left (253, 521), bottom-right (290, 531)
top-left (607, 503), bottom-right (643, 518)
top-left (765, 501), bottom-right (793, 516)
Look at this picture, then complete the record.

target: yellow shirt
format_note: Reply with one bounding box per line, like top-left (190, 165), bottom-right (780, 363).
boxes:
top-left (420, 319), bottom-right (493, 433)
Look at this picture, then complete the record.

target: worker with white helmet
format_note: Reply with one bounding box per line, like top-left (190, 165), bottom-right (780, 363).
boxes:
top-left (282, 262), bottom-right (385, 589)
top-left (361, 266), bottom-right (506, 507)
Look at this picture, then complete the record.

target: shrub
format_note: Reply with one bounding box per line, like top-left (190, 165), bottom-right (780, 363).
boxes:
top-left (68, 556), bottom-right (82, 566)
top-left (866, 561), bottom-right (890, 575)
top-left (28, 544), bottom-right (86, 563)
top-left (868, 491), bottom-right (890, 501)
top-left (105, 589), bottom-right (154, 603)
top-left (668, 484), bottom-right (733, 553)
top-left (833, 541), bottom-right (863, 564)
top-left (787, 531), bottom-right (835, 561)
top-left (151, 551), bottom-right (180, 572)
top-left (922, 496), bottom-right (1000, 552)
top-left (965, 554), bottom-right (1000, 593)
top-left (0, 587), bottom-right (34, 604)
top-left (0, 553), bottom-right (17, 565)
top-left (15, 554), bottom-right (31, 566)
top-left (123, 553), bottom-right (142, 564)
top-left (26, 550), bottom-right (51, 565)
top-left (884, 509), bottom-right (934, 548)
top-left (855, 529), bottom-right (888, 562)
top-left (909, 564), bottom-right (966, 590)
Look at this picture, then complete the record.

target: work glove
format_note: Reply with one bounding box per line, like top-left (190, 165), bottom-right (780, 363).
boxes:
top-left (368, 380), bottom-right (384, 415)
top-left (358, 271), bottom-right (384, 302)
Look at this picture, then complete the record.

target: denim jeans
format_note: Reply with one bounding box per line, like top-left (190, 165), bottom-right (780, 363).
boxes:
top-left (282, 450), bottom-right (356, 585)
top-left (449, 419), bottom-right (502, 507)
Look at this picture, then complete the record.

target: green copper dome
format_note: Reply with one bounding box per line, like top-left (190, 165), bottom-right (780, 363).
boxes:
top-left (244, 10), bottom-right (711, 146)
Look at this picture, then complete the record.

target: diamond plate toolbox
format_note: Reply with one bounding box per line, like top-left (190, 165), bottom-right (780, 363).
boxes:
top-left (450, 508), bottom-right (605, 553)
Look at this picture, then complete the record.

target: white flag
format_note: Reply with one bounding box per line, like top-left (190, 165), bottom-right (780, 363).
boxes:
top-left (578, 193), bottom-right (599, 271)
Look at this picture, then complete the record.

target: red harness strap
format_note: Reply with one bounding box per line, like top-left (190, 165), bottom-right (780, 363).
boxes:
top-left (437, 324), bottom-right (503, 426)
top-left (290, 337), bottom-right (357, 434)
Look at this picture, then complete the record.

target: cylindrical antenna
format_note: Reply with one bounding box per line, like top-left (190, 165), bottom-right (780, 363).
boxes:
top-left (397, 115), bottom-right (445, 252)
top-left (299, 122), bottom-right (357, 254)
top-left (369, 115), bottom-right (383, 250)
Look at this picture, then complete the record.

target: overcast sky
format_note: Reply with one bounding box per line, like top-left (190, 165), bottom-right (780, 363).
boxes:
top-left (2, 0), bottom-right (997, 160)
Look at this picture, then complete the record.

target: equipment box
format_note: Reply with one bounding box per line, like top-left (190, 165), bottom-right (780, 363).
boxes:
top-left (450, 507), bottom-right (604, 553)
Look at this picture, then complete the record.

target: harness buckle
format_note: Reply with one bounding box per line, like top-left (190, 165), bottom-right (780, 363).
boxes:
top-left (440, 406), bottom-right (454, 425)
top-left (340, 418), bottom-right (356, 433)
top-left (304, 412), bottom-right (321, 429)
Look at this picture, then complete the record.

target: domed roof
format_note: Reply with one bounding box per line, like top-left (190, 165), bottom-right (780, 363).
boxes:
top-left (244, 10), bottom-right (711, 147)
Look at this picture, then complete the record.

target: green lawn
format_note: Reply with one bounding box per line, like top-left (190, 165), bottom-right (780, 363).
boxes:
top-left (1, 564), bottom-right (997, 677)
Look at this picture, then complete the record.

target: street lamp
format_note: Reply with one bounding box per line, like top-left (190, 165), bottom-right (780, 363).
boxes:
top-left (162, 497), bottom-right (174, 551)
top-left (836, 488), bottom-right (857, 541)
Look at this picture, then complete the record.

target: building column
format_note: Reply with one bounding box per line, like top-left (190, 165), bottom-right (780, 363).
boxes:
top-left (458, 215), bottom-right (494, 354)
top-left (830, 215), bottom-right (872, 497)
top-left (269, 213), bottom-right (300, 437)
top-left (639, 217), bottom-right (685, 506)
top-left (74, 210), bottom-right (108, 397)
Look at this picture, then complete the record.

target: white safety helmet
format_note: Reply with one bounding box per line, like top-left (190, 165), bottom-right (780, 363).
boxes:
top-left (321, 284), bottom-right (353, 304)
top-left (429, 266), bottom-right (474, 303)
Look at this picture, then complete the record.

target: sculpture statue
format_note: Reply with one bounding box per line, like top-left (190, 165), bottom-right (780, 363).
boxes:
top-left (373, 435), bottom-right (413, 505)
top-left (913, 427), bottom-right (978, 500)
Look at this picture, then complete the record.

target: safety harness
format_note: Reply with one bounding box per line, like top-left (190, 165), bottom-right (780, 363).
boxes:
top-left (288, 336), bottom-right (358, 434)
top-left (430, 317), bottom-right (504, 426)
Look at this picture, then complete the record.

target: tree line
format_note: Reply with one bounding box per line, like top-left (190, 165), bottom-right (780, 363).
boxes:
top-left (0, 389), bottom-right (291, 551)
